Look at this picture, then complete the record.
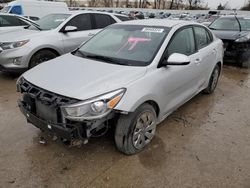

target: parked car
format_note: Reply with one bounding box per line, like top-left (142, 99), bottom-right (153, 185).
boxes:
top-left (1, 0), bottom-right (69, 21)
top-left (209, 15), bottom-right (250, 67)
top-left (0, 13), bottom-right (36, 33)
top-left (17, 19), bottom-right (223, 155)
top-left (0, 11), bottom-right (126, 73)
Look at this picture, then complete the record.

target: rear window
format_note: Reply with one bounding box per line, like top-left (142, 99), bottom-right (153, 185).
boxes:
top-left (115, 15), bottom-right (130, 21)
top-left (0, 15), bottom-right (27, 27)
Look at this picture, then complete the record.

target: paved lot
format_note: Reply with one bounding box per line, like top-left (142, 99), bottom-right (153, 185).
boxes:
top-left (0, 65), bottom-right (250, 188)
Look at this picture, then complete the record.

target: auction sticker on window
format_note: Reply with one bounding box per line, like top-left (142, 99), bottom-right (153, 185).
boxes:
top-left (142, 28), bottom-right (164, 33)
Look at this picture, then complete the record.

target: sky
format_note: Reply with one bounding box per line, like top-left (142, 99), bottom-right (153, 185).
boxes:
top-left (205, 0), bottom-right (247, 9)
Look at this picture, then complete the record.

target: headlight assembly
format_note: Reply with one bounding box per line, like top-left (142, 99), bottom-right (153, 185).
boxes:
top-left (0, 40), bottom-right (29, 50)
top-left (61, 88), bottom-right (126, 121)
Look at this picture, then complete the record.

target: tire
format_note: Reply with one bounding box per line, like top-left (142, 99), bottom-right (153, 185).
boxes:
top-left (115, 103), bottom-right (157, 155)
top-left (29, 50), bottom-right (58, 69)
top-left (203, 64), bottom-right (220, 94)
top-left (237, 52), bottom-right (250, 68)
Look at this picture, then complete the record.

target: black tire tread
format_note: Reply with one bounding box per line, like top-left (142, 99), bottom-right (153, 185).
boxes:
top-left (115, 103), bottom-right (156, 155)
top-left (203, 64), bottom-right (220, 94)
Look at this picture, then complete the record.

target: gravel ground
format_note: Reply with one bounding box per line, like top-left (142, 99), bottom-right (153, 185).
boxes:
top-left (0, 65), bottom-right (250, 188)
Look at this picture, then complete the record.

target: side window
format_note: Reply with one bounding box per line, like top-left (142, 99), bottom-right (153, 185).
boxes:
top-left (10, 5), bottom-right (22, 15)
top-left (0, 15), bottom-right (23, 27)
top-left (93, 14), bottom-right (116, 29)
top-left (206, 29), bottom-right (213, 43)
top-left (194, 26), bottom-right (210, 49)
top-left (66, 14), bottom-right (92, 31)
top-left (167, 27), bottom-right (196, 56)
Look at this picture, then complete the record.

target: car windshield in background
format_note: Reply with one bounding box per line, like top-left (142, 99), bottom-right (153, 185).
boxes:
top-left (209, 17), bottom-right (250, 31)
top-left (28, 14), bottom-right (71, 30)
top-left (76, 24), bottom-right (169, 66)
top-left (0, 6), bottom-right (11, 13)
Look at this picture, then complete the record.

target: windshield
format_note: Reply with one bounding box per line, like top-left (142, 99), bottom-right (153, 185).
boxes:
top-left (1, 6), bottom-right (11, 13)
top-left (209, 17), bottom-right (250, 31)
top-left (28, 14), bottom-right (71, 30)
top-left (76, 24), bottom-right (169, 66)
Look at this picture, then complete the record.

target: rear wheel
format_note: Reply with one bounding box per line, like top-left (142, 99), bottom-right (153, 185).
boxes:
top-left (115, 103), bottom-right (157, 155)
top-left (203, 64), bottom-right (220, 94)
top-left (29, 50), bottom-right (58, 69)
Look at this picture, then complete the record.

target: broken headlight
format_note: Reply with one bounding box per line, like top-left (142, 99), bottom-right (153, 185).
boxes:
top-left (61, 88), bottom-right (126, 121)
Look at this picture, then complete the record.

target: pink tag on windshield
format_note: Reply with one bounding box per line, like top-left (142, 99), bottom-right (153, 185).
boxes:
top-left (127, 37), bottom-right (151, 50)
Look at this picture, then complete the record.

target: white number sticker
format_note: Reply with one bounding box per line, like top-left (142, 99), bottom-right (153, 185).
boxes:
top-left (142, 28), bottom-right (164, 33)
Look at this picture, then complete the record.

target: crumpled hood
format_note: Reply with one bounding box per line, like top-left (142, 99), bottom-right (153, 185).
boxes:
top-left (0, 28), bottom-right (45, 42)
top-left (212, 30), bottom-right (250, 41)
top-left (23, 53), bottom-right (147, 100)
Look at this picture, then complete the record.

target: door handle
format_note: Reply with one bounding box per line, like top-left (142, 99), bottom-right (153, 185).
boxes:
top-left (212, 49), bottom-right (217, 54)
top-left (88, 33), bottom-right (95, 36)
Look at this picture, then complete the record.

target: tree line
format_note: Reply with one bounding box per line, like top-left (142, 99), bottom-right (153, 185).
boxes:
top-left (241, 0), bottom-right (250, 10)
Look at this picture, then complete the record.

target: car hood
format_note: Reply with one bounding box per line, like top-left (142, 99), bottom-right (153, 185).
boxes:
top-left (0, 28), bottom-right (44, 42)
top-left (22, 53), bottom-right (147, 100)
top-left (212, 30), bottom-right (250, 41)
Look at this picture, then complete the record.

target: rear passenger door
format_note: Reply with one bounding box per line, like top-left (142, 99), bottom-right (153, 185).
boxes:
top-left (193, 26), bottom-right (216, 86)
top-left (61, 13), bottom-right (94, 53)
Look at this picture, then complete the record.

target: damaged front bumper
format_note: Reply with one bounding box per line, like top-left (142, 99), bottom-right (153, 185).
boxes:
top-left (18, 100), bottom-right (75, 140)
top-left (17, 78), bottom-right (116, 143)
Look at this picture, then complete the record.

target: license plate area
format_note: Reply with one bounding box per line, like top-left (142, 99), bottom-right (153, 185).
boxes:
top-left (35, 100), bottom-right (58, 123)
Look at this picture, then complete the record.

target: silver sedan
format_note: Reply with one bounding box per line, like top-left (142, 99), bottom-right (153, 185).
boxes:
top-left (17, 19), bottom-right (224, 154)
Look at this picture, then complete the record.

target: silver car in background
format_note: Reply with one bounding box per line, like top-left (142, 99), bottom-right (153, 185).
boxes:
top-left (0, 11), bottom-right (127, 73)
top-left (17, 19), bottom-right (223, 155)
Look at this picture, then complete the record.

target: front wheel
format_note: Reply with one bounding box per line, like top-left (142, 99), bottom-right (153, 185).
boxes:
top-left (115, 103), bottom-right (157, 155)
top-left (203, 64), bottom-right (220, 94)
top-left (29, 50), bottom-right (58, 69)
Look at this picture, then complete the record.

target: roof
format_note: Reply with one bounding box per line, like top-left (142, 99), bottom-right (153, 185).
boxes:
top-left (116, 19), bottom-right (195, 28)
top-left (69, 10), bottom-right (128, 17)
top-left (220, 15), bottom-right (250, 19)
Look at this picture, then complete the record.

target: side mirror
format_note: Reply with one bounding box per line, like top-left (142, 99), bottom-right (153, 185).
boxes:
top-left (162, 53), bottom-right (190, 66)
top-left (63, 26), bottom-right (77, 33)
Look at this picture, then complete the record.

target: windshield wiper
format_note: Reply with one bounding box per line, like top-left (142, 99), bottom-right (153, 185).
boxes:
top-left (73, 49), bottom-right (86, 57)
top-left (74, 51), bottom-right (130, 66)
top-left (25, 23), bottom-right (42, 31)
top-left (209, 27), bottom-right (217, 30)
top-left (85, 55), bottom-right (122, 64)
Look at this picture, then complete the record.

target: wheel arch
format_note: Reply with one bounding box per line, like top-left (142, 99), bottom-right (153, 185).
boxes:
top-left (28, 47), bottom-right (61, 67)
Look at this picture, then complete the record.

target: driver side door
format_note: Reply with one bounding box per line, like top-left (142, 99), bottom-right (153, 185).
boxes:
top-left (159, 26), bottom-right (203, 115)
top-left (60, 14), bottom-right (96, 53)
